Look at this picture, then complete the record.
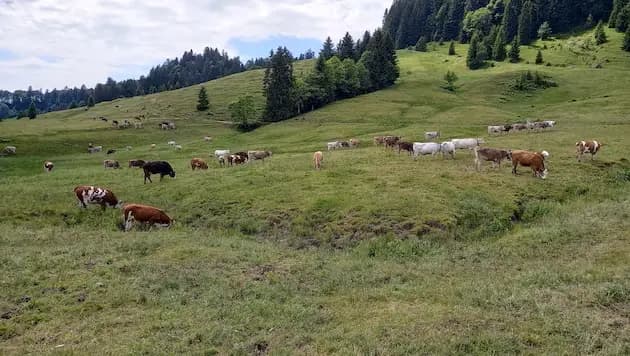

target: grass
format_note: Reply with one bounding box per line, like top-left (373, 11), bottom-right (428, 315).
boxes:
top-left (1, 28), bottom-right (629, 354)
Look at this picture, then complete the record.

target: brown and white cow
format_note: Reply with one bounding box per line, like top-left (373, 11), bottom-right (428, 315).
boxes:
top-left (474, 147), bottom-right (512, 170)
top-left (103, 159), bottom-right (120, 169)
top-left (44, 161), bottom-right (54, 172)
top-left (373, 136), bottom-right (385, 146)
top-left (227, 154), bottom-right (247, 166)
top-left (190, 158), bottom-right (208, 170)
top-left (74, 185), bottom-right (121, 210)
top-left (511, 150), bottom-right (549, 179)
top-left (384, 136), bottom-right (401, 149)
top-left (121, 203), bottom-right (172, 231)
top-left (313, 151), bottom-right (323, 170)
top-left (576, 140), bottom-right (603, 162)
top-left (128, 159), bottom-right (146, 168)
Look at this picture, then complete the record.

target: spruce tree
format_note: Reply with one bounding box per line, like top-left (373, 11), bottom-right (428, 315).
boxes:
top-left (517, 0), bottom-right (534, 45)
top-left (263, 47), bottom-right (295, 122)
top-left (87, 95), bottom-right (95, 108)
top-left (196, 86), bottom-right (209, 111)
top-left (448, 41), bottom-right (456, 55)
top-left (623, 26), bottom-right (630, 51)
top-left (538, 22), bottom-right (552, 40)
top-left (320, 37), bottom-right (336, 60)
top-left (415, 36), bottom-right (428, 52)
top-left (595, 21), bottom-right (608, 45)
top-left (535, 50), bottom-right (544, 64)
top-left (443, 71), bottom-right (458, 92)
top-left (338, 32), bottom-right (355, 60)
top-left (508, 37), bottom-right (521, 63)
top-left (466, 32), bottom-right (484, 69)
top-left (493, 27), bottom-right (507, 61)
top-left (28, 101), bottom-right (37, 119)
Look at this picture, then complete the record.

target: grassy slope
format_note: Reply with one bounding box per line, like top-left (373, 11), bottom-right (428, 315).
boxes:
top-left (1, 30), bottom-right (629, 354)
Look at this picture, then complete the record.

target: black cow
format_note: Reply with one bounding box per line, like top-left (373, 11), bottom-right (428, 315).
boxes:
top-left (142, 161), bottom-right (176, 184)
top-left (107, 149), bottom-right (116, 155)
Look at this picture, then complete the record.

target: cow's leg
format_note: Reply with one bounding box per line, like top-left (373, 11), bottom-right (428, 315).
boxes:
top-left (160, 174), bottom-right (164, 181)
top-left (512, 163), bottom-right (518, 175)
top-left (124, 213), bottom-right (134, 232)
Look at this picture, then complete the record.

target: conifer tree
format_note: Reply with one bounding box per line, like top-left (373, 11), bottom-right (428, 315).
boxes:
top-left (443, 70), bottom-right (458, 91)
top-left (28, 100), bottom-right (37, 119)
top-left (87, 95), bottom-right (95, 108)
top-left (466, 32), bottom-right (485, 69)
top-left (623, 26), bottom-right (630, 51)
top-left (508, 37), bottom-right (521, 63)
top-left (320, 37), bottom-right (336, 60)
top-left (338, 32), bottom-right (356, 60)
top-left (263, 47), bottom-right (295, 122)
top-left (448, 41), bottom-right (456, 55)
top-left (493, 27), bottom-right (508, 61)
top-left (595, 21), bottom-right (608, 45)
top-left (518, 0), bottom-right (534, 44)
top-left (196, 86), bottom-right (209, 111)
top-left (538, 21), bottom-right (552, 40)
top-left (535, 50), bottom-right (544, 64)
top-left (415, 36), bottom-right (428, 52)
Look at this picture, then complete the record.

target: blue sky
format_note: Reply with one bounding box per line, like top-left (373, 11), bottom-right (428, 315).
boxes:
top-left (0, 0), bottom-right (391, 91)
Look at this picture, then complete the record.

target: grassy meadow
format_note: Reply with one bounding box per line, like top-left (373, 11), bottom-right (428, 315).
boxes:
top-left (1, 29), bottom-right (629, 354)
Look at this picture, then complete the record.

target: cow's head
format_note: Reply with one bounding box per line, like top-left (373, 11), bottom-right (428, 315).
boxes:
top-left (540, 168), bottom-right (549, 180)
top-left (169, 170), bottom-right (176, 178)
top-left (115, 200), bottom-right (123, 209)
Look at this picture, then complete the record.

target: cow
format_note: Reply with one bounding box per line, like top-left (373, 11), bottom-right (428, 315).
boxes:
top-left (160, 123), bottom-right (169, 130)
top-left (204, 136), bottom-right (213, 142)
top-left (576, 140), bottom-right (603, 162)
top-left (397, 141), bottom-right (414, 155)
top-left (134, 121), bottom-right (143, 129)
top-left (191, 158), bottom-right (208, 170)
top-left (227, 154), bottom-right (247, 166)
top-left (384, 136), bottom-right (401, 149)
top-left (233, 151), bottom-right (249, 160)
top-left (168, 122), bottom-right (176, 130)
top-left (313, 151), bottom-right (323, 170)
top-left (44, 161), bottom-right (54, 172)
top-left (142, 161), bottom-right (176, 183)
top-left (214, 149), bottom-right (230, 158)
top-left (120, 120), bottom-right (131, 128)
top-left (74, 185), bottom-right (121, 210)
top-left (217, 155), bottom-right (226, 167)
top-left (100, 117), bottom-right (108, 122)
top-left (168, 141), bottom-right (176, 146)
top-left (474, 147), bottom-right (512, 170)
top-left (451, 138), bottom-right (484, 152)
top-left (121, 203), bottom-right (172, 232)
top-left (150, 144), bottom-right (156, 149)
top-left (2, 146), bottom-right (16, 155)
top-left (488, 125), bottom-right (506, 135)
top-left (425, 131), bottom-right (440, 140)
top-left (349, 139), bottom-right (360, 147)
top-left (175, 145), bottom-right (182, 150)
top-left (103, 159), bottom-right (120, 169)
top-left (106, 149), bottom-right (116, 155)
top-left (128, 159), bottom-right (146, 168)
top-left (339, 141), bottom-right (350, 148)
top-left (511, 150), bottom-right (549, 179)
top-left (327, 141), bottom-right (342, 151)
top-left (112, 120), bottom-right (119, 127)
top-left (511, 123), bottom-right (529, 133)
top-left (373, 136), bottom-right (386, 146)
top-left (248, 150), bottom-right (272, 162)
top-left (88, 146), bottom-right (102, 154)
top-left (441, 141), bottom-right (456, 159)
top-left (413, 142), bottom-right (442, 159)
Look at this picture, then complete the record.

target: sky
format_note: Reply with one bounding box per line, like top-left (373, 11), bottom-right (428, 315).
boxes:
top-left (0, 0), bottom-right (391, 91)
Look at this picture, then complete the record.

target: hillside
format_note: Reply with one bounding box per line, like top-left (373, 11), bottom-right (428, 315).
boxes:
top-left (1, 29), bottom-right (629, 354)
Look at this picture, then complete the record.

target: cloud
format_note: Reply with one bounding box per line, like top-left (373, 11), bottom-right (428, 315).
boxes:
top-left (0, 0), bottom-right (391, 91)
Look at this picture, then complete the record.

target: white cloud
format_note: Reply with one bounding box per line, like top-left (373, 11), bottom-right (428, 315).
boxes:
top-left (0, 0), bottom-right (391, 90)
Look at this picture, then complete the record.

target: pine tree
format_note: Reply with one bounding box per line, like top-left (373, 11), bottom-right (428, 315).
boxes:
top-left (87, 95), bottom-right (95, 108)
top-left (508, 37), bottom-right (521, 63)
top-left (320, 37), bottom-right (336, 60)
top-left (493, 27), bottom-right (507, 61)
top-left (501, 0), bottom-right (522, 42)
top-left (361, 29), bottom-right (399, 90)
top-left (263, 47), bottom-right (295, 122)
top-left (68, 101), bottom-right (77, 109)
top-left (538, 22), bottom-right (552, 40)
top-left (443, 71), bottom-right (458, 91)
top-left (623, 26), bottom-right (630, 51)
top-left (338, 32), bottom-right (355, 60)
top-left (28, 100), bottom-right (37, 119)
top-left (595, 21), bottom-right (608, 45)
top-left (196, 86), bottom-right (209, 111)
top-left (535, 50), bottom-right (544, 64)
top-left (448, 41), bottom-right (456, 55)
top-left (466, 32), bottom-right (485, 69)
top-left (415, 36), bottom-right (428, 52)
top-left (518, 0), bottom-right (534, 45)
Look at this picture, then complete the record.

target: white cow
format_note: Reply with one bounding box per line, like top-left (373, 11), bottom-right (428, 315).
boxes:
top-left (413, 142), bottom-right (442, 159)
top-left (2, 146), bottom-right (16, 155)
top-left (487, 126), bottom-right (505, 135)
top-left (214, 149), bottom-right (230, 158)
top-left (175, 145), bottom-right (182, 150)
top-left (440, 141), bottom-right (456, 159)
top-left (327, 141), bottom-right (342, 151)
top-left (424, 131), bottom-right (440, 140)
top-left (451, 138), bottom-right (484, 151)
top-left (167, 141), bottom-right (176, 146)
top-left (87, 146), bottom-right (102, 154)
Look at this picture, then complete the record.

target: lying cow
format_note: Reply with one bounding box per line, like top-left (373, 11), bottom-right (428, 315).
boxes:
top-left (88, 146), bottom-right (102, 154)
top-left (74, 185), bottom-right (122, 210)
top-left (44, 161), bottom-right (54, 172)
top-left (487, 125), bottom-right (506, 135)
top-left (512, 150), bottom-right (549, 179)
top-left (106, 149), bottom-right (116, 155)
top-left (413, 142), bottom-right (442, 159)
top-left (248, 150), bottom-right (272, 162)
top-left (327, 141), bottom-right (342, 151)
top-left (168, 141), bottom-right (177, 146)
top-left (191, 158), bottom-right (208, 170)
top-left (425, 131), bottom-right (440, 140)
top-left (576, 140), bottom-right (603, 162)
top-left (474, 147), bottom-right (512, 170)
top-left (397, 141), bottom-right (414, 155)
top-left (103, 159), bottom-right (120, 169)
top-left (121, 203), bottom-right (172, 232)
top-left (128, 159), bottom-right (146, 168)
top-left (2, 146), bottom-right (16, 155)
top-left (143, 161), bottom-right (176, 183)
top-left (441, 141), bottom-right (456, 159)
top-left (313, 151), bottom-right (323, 170)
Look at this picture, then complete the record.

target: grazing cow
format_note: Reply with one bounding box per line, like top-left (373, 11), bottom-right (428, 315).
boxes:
top-left (413, 142), bottom-right (442, 159)
top-left (384, 136), bottom-right (401, 149)
top-left (576, 140), bottom-right (603, 162)
top-left (88, 146), bottom-right (102, 154)
top-left (150, 144), bottom-right (156, 149)
top-left (233, 151), bottom-right (249, 160)
top-left (160, 123), bottom-right (169, 130)
top-left (248, 150), bottom-right (272, 162)
top-left (511, 123), bottom-right (529, 133)
top-left (217, 155), bottom-right (226, 167)
top-left (349, 139), bottom-right (360, 147)
top-left (106, 149), bottom-right (116, 155)
top-left (397, 141), bottom-right (414, 155)
top-left (451, 138), bottom-right (484, 151)
top-left (214, 149), bottom-right (230, 158)
top-left (134, 122), bottom-right (143, 129)
top-left (142, 161), bottom-right (176, 183)
top-left (120, 119), bottom-right (131, 128)
top-left (488, 125), bottom-right (506, 135)
top-left (191, 158), bottom-right (208, 170)
top-left (204, 136), bottom-right (212, 142)
top-left (313, 151), bottom-right (323, 170)
top-left (168, 141), bottom-right (176, 146)
top-left (74, 185), bottom-right (121, 210)
top-left (175, 145), bottom-right (182, 150)
top-left (2, 146), bottom-right (16, 155)
top-left (44, 161), bottom-right (54, 172)
top-left (103, 159), bottom-right (120, 169)
top-left (128, 159), bottom-right (146, 168)
top-left (227, 154), bottom-right (247, 166)
top-left (339, 141), bottom-right (350, 148)
top-left (168, 122), bottom-right (176, 130)
top-left (122, 203), bottom-right (171, 232)
top-left (425, 131), bottom-right (440, 140)
top-left (373, 136), bottom-right (386, 146)
top-left (112, 120), bottom-right (119, 127)
top-left (511, 150), bottom-right (549, 179)
top-left (474, 147), bottom-right (512, 170)
top-left (441, 141), bottom-right (456, 159)
top-left (327, 141), bottom-right (342, 151)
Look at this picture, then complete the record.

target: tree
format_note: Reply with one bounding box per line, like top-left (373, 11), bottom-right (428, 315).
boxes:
top-left (535, 50), bottom-right (544, 64)
top-left (0, 103), bottom-right (9, 119)
top-left (263, 47), bottom-right (295, 122)
top-left (229, 95), bottom-right (259, 131)
top-left (28, 101), bottom-right (37, 119)
top-left (538, 21), bottom-right (552, 40)
top-left (443, 71), bottom-right (459, 91)
top-left (361, 29), bottom-right (399, 90)
top-left (623, 26), bottom-right (630, 51)
top-left (517, 0), bottom-right (535, 45)
top-left (320, 37), bottom-right (336, 60)
top-left (87, 95), bottom-right (95, 108)
top-left (595, 21), bottom-right (608, 45)
top-left (508, 37), bottom-right (521, 63)
top-left (338, 32), bottom-right (355, 60)
top-left (68, 101), bottom-right (78, 109)
top-left (415, 36), bottom-right (428, 52)
top-left (196, 86), bottom-right (209, 111)
top-left (493, 27), bottom-right (508, 61)
top-left (466, 32), bottom-right (485, 69)
top-left (448, 41), bottom-right (456, 55)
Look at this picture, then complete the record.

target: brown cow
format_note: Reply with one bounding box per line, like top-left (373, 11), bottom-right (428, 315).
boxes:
top-left (122, 203), bottom-right (172, 231)
top-left (373, 136), bottom-right (385, 146)
top-left (44, 161), bottom-right (54, 172)
top-left (74, 185), bottom-right (121, 210)
top-left (576, 140), bottom-right (603, 162)
top-left (248, 150), bottom-right (272, 162)
top-left (190, 158), bottom-right (208, 170)
top-left (349, 139), bottom-right (360, 147)
top-left (511, 150), bottom-right (549, 179)
top-left (128, 159), bottom-right (146, 168)
top-left (474, 147), bottom-right (512, 170)
top-left (384, 136), bottom-right (401, 149)
top-left (313, 151), bottom-right (323, 170)
top-left (397, 141), bottom-right (414, 155)
top-left (103, 159), bottom-right (120, 169)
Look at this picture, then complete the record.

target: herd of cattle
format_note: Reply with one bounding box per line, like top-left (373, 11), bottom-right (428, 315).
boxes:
top-left (487, 120), bottom-right (556, 135)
